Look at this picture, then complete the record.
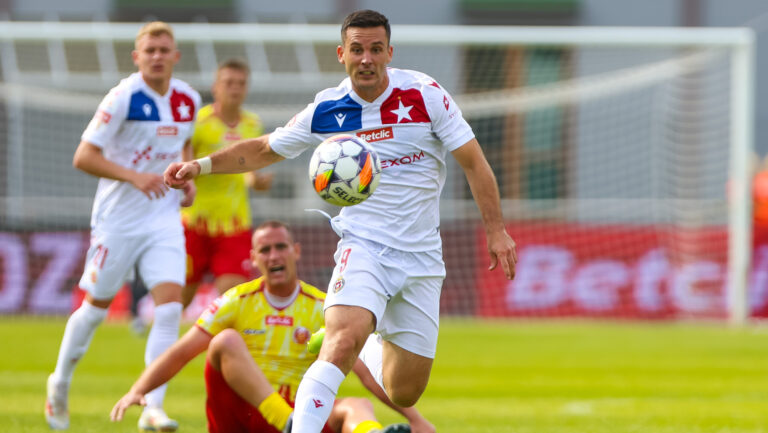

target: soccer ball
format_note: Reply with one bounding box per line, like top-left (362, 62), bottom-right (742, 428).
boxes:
top-left (308, 134), bottom-right (382, 207)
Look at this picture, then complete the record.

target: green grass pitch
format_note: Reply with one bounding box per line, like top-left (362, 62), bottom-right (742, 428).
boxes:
top-left (2, 316), bottom-right (768, 432)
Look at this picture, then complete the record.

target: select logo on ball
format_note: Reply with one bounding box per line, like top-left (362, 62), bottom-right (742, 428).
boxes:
top-left (308, 134), bottom-right (382, 207)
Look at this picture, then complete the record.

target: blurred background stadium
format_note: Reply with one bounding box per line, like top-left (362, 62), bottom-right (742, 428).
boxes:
top-left (1, 0), bottom-right (767, 323)
top-left (3, 1), bottom-right (768, 432)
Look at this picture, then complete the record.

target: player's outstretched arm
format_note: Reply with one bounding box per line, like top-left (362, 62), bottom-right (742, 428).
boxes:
top-left (351, 360), bottom-right (436, 433)
top-left (452, 138), bottom-right (517, 280)
top-left (110, 326), bottom-right (211, 422)
top-left (73, 140), bottom-right (168, 199)
top-left (164, 134), bottom-right (285, 189)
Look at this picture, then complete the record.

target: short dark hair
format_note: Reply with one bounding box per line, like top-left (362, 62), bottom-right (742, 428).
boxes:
top-left (253, 220), bottom-right (294, 242)
top-left (217, 57), bottom-right (250, 75)
top-left (341, 9), bottom-right (390, 44)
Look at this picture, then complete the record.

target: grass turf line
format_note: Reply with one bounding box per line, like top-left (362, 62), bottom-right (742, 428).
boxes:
top-left (2, 317), bottom-right (768, 432)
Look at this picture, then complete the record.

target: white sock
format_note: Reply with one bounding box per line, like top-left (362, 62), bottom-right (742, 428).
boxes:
top-left (291, 360), bottom-right (346, 433)
top-left (359, 333), bottom-right (385, 391)
top-left (143, 302), bottom-right (181, 410)
top-left (52, 301), bottom-right (108, 384)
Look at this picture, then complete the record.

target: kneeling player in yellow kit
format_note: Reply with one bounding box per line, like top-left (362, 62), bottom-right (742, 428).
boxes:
top-left (111, 221), bottom-right (435, 433)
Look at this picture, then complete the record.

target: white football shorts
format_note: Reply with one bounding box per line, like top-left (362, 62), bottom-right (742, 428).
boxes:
top-left (78, 227), bottom-right (186, 300)
top-left (324, 235), bottom-right (446, 358)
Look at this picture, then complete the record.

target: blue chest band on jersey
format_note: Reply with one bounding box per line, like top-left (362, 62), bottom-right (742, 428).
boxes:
top-left (127, 91), bottom-right (161, 121)
top-left (311, 94), bottom-right (362, 133)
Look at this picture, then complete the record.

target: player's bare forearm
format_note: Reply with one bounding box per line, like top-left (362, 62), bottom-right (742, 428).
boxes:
top-left (164, 135), bottom-right (284, 188)
top-left (111, 328), bottom-right (209, 422)
top-left (401, 407), bottom-right (436, 433)
top-left (209, 134), bottom-right (283, 173)
top-left (75, 140), bottom-right (169, 199)
top-left (352, 360), bottom-right (435, 433)
top-left (352, 360), bottom-right (407, 417)
top-left (452, 140), bottom-right (506, 232)
top-left (452, 139), bottom-right (517, 279)
top-left (352, 360), bottom-right (390, 406)
top-left (131, 327), bottom-right (209, 394)
top-left (73, 140), bottom-right (138, 183)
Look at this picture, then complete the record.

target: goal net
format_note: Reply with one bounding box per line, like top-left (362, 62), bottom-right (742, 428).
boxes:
top-left (0, 22), bottom-right (756, 322)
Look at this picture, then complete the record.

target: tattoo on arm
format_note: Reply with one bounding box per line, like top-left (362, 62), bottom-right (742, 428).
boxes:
top-left (238, 156), bottom-right (245, 166)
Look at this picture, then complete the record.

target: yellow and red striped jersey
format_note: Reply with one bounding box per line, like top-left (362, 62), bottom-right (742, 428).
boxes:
top-left (182, 104), bottom-right (264, 235)
top-left (196, 277), bottom-right (325, 403)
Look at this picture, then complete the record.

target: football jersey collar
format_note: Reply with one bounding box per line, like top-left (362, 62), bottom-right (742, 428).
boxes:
top-left (347, 69), bottom-right (394, 107)
top-left (263, 282), bottom-right (301, 310)
top-left (137, 72), bottom-right (172, 99)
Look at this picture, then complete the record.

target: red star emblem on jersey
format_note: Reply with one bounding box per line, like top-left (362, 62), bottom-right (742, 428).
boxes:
top-left (380, 88), bottom-right (431, 124)
top-left (170, 90), bottom-right (195, 122)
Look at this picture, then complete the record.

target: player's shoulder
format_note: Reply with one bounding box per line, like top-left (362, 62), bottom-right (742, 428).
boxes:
top-left (240, 109), bottom-right (263, 126)
top-left (97, 73), bottom-right (140, 112)
top-left (170, 77), bottom-right (201, 97)
top-left (196, 104), bottom-right (216, 122)
top-left (312, 79), bottom-right (354, 104)
top-left (389, 67), bottom-right (441, 89)
top-left (118, 72), bottom-right (144, 89)
top-left (389, 67), bottom-right (451, 108)
top-left (222, 277), bottom-right (265, 301)
top-left (106, 73), bottom-right (141, 98)
top-left (297, 280), bottom-right (326, 302)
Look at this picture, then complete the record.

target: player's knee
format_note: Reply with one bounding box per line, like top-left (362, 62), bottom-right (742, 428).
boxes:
top-left (385, 381), bottom-right (426, 408)
top-left (388, 391), bottom-right (421, 408)
top-left (208, 328), bottom-right (244, 358)
top-left (150, 282), bottom-right (183, 304)
top-left (322, 329), bottom-right (367, 368)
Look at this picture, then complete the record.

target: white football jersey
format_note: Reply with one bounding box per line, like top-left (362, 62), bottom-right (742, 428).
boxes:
top-left (81, 73), bottom-right (201, 235)
top-left (269, 68), bottom-right (475, 251)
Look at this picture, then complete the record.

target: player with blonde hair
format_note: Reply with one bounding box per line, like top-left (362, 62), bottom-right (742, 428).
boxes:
top-left (45, 21), bottom-right (201, 432)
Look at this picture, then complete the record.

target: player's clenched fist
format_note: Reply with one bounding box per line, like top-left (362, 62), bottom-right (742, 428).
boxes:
top-left (164, 161), bottom-right (200, 189)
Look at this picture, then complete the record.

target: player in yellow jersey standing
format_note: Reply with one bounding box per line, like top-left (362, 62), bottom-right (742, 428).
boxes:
top-left (182, 58), bottom-right (273, 307)
top-left (110, 221), bottom-right (434, 433)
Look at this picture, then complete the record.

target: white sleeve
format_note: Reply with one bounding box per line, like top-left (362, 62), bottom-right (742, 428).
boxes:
top-left (268, 103), bottom-right (322, 159)
top-left (81, 87), bottom-right (127, 148)
top-left (427, 85), bottom-right (475, 152)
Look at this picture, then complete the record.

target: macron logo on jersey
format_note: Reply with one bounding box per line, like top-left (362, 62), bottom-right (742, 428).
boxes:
top-left (311, 94), bottom-right (362, 133)
top-left (127, 91), bottom-right (160, 121)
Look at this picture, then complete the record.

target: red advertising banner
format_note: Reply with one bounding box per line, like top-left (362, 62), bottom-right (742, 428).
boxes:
top-left (476, 222), bottom-right (768, 319)
top-left (0, 226), bottom-right (340, 317)
top-left (4, 225), bottom-right (768, 320)
top-left (0, 232), bottom-right (89, 314)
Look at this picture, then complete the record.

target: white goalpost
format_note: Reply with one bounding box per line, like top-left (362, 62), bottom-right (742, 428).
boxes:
top-left (0, 22), bottom-right (755, 323)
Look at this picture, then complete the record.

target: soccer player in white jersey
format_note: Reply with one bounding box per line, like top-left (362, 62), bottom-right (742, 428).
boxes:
top-left (45, 21), bottom-right (201, 432)
top-left (164, 10), bottom-right (516, 433)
